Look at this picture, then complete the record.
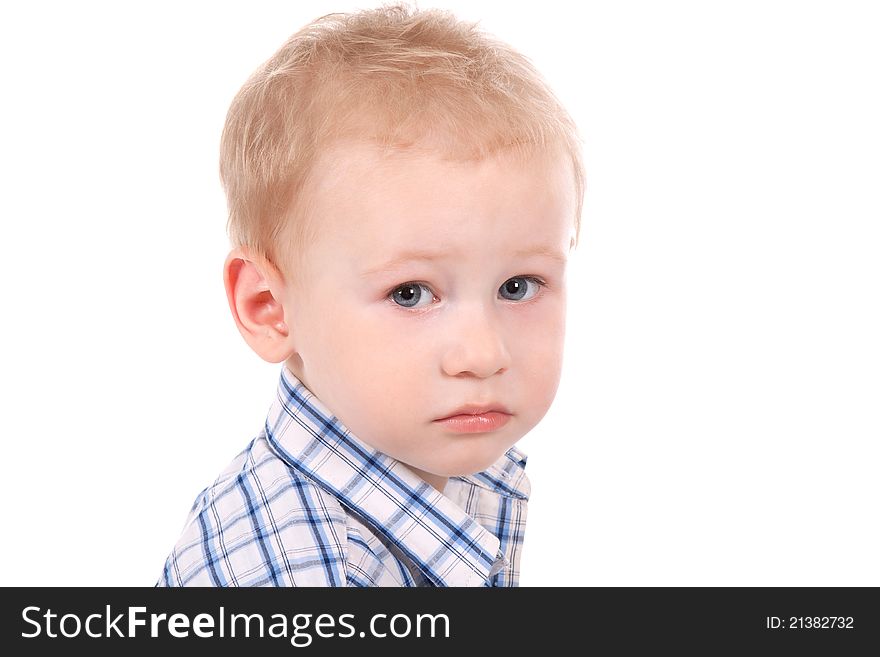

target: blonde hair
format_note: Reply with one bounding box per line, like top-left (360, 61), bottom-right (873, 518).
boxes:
top-left (220, 3), bottom-right (585, 276)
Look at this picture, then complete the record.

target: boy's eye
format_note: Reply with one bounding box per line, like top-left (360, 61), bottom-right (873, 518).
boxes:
top-left (499, 276), bottom-right (543, 301)
top-left (390, 277), bottom-right (545, 309)
top-left (390, 282), bottom-right (435, 308)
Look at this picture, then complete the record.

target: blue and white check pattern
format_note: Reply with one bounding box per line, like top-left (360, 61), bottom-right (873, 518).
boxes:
top-left (156, 367), bottom-right (530, 587)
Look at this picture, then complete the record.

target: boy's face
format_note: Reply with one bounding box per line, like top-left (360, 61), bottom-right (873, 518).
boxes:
top-left (281, 141), bottom-right (575, 490)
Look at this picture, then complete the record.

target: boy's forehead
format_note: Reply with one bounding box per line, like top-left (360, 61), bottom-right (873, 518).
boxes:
top-left (305, 139), bottom-right (574, 213)
top-left (297, 139), bottom-right (575, 272)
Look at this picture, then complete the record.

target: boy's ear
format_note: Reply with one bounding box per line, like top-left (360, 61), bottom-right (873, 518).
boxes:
top-left (223, 247), bottom-right (294, 363)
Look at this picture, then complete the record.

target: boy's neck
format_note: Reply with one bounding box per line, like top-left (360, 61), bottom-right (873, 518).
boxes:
top-left (408, 466), bottom-right (448, 494)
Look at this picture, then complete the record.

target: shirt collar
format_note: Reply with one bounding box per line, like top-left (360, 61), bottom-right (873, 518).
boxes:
top-left (264, 366), bottom-right (528, 587)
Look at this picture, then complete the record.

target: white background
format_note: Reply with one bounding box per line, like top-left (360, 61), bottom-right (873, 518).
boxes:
top-left (1, 0), bottom-right (877, 586)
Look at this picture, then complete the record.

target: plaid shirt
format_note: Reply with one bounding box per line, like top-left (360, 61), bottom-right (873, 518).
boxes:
top-left (156, 367), bottom-right (530, 587)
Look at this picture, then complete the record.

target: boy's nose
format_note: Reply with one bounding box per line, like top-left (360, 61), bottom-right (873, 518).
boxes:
top-left (440, 304), bottom-right (511, 379)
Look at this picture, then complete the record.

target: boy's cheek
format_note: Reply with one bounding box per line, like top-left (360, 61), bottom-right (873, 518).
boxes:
top-left (319, 318), bottom-right (419, 387)
top-left (512, 304), bottom-right (567, 351)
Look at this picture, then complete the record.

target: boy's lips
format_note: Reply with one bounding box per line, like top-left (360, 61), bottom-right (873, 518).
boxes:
top-left (434, 403), bottom-right (511, 421)
top-left (432, 404), bottom-right (512, 434)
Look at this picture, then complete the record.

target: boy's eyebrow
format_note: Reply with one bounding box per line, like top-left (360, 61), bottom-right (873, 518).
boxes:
top-left (360, 245), bottom-right (567, 276)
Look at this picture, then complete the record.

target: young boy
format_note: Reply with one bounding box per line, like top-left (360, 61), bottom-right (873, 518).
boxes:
top-left (157, 3), bottom-right (584, 587)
